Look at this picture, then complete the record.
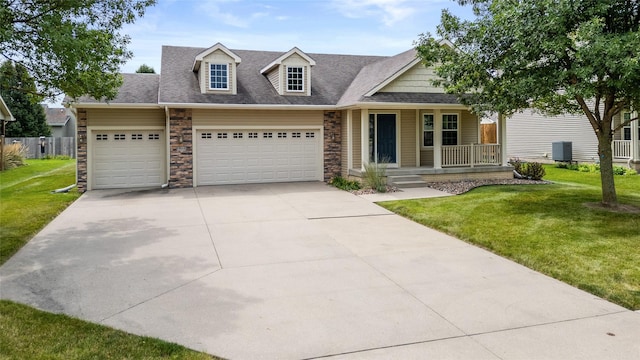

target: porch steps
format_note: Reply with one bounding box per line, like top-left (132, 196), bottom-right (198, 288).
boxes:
top-left (387, 175), bottom-right (428, 189)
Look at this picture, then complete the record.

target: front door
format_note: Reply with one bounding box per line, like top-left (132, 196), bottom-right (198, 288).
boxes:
top-left (369, 113), bottom-right (397, 165)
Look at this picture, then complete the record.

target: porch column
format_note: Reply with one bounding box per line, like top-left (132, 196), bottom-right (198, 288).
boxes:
top-left (632, 111), bottom-right (640, 161)
top-left (347, 110), bottom-right (353, 171)
top-left (498, 113), bottom-right (508, 166)
top-left (415, 109), bottom-right (421, 167)
top-left (433, 109), bottom-right (442, 169)
top-left (360, 108), bottom-right (369, 170)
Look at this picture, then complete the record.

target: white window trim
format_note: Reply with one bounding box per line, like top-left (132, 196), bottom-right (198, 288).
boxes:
top-left (422, 113), bottom-right (435, 149)
top-left (441, 113), bottom-right (460, 146)
top-left (209, 63), bottom-right (229, 90)
top-left (286, 65), bottom-right (305, 93)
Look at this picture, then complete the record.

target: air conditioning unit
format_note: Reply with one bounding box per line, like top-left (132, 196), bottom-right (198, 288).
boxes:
top-left (552, 141), bottom-right (572, 162)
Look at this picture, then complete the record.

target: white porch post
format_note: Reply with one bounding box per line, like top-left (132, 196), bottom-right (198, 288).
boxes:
top-left (498, 113), bottom-right (508, 166)
top-left (632, 111), bottom-right (639, 160)
top-left (360, 109), bottom-right (369, 170)
top-left (346, 110), bottom-right (353, 170)
top-left (433, 109), bottom-right (442, 169)
top-left (415, 109), bottom-right (421, 167)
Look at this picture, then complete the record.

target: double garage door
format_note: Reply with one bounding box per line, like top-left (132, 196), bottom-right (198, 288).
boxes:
top-left (196, 129), bottom-right (322, 185)
top-left (92, 130), bottom-right (165, 189)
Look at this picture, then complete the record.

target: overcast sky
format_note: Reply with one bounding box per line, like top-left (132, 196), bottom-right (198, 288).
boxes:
top-left (119, 0), bottom-right (474, 73)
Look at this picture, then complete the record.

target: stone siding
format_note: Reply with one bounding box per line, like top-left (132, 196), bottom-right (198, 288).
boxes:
top-left (76, 109), bottom-right (88, 192)
top-left (323, 111), bottom-right (342, 181)
top-left (169, 108), bottom-right (193, 188)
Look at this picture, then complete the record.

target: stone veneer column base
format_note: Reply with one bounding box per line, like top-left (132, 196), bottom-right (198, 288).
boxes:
top-left (323, 111), bottom-right (342, 181)
top-left (169, 108), bottom-right (193, 188)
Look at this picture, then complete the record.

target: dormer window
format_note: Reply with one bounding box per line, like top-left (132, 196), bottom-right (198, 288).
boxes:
top-left (287, 66), bottom-right (304, 92)
top-left (209, 63), bottom-right (229, 90)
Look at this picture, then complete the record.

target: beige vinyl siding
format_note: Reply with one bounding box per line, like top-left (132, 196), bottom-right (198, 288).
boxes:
top-left (400, 109), bottom-right (416, 167)
top-left (352, 110), bottom-right (361, 169)
top-left (192, 109), bottom-right (323, 127)
top-left (341, 110), bottom-right (349, 176)
top-left (507, 110), bottom-right (598, 162)
top-left (420, 149), bottom-right (434, 166)
top-left (461, 110), bottom-right (479, 145)
top-left (86, 108), bottom-right (165, 127)
top-left (266, 69), bottom-right (280, 93)
top-left (380, 63), bottom-right (445, 93)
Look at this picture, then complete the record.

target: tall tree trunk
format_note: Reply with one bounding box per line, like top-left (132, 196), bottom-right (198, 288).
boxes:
top-left (597, 117), bottom-right (617, 206)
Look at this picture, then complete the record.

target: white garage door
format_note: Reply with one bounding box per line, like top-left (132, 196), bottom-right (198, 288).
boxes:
top-left (196, 129), bottom-right (321, 185)
top-left (92, 130), bottom-right (165, 189)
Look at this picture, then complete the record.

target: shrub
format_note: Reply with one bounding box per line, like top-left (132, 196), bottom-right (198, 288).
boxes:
top-left (2, 143), bottom-right (27, 170)
top-left (330, 176), bottom-right (361, 191)
top-left (556, 162), bottom-right (637, 176)
top-left (362, 161), bottom-right (388, 193)
top-left (508, 158), bottom-right (523, 173)
top-left (521, 162), bottom-right (546, 180)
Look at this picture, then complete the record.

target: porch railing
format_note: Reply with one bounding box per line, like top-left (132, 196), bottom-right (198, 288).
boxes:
top-left (442, 144), bottom-right (501, 167)
top-left (613, 140), bottom-right (631, 159)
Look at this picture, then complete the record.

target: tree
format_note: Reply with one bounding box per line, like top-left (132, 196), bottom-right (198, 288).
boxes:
top-left (135, 64), bottom-right (156, 73)
top-left (0, 61), bottom-right (50, 137)
top-left (0, 0), bottom-right (156, 101)
top-left (416, 0), bottom-right (640, 207)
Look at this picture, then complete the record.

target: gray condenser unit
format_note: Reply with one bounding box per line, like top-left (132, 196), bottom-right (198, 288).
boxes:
top-left (552, 141), bottom-right (572, 162)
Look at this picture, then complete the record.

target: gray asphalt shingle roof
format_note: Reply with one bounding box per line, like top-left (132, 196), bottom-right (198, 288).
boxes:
top-left (73, 45), bottom-right (461, 107)
top-left (42, 105), bottom-right (72, 126)
top-left (158, 46), bottom-right (385, 105)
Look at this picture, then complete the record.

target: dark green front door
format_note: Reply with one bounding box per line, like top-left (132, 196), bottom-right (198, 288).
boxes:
top-left (369, 113), bottom-right (397, 164)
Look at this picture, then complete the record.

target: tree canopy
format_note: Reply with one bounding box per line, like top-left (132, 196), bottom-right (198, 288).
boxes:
top-left (135, 64), bottom-right (156, 73)
top-left (416, 0), bottom-right (640, 206)
top-left (0, 0), bottom-right (156, 101)
top-left (0, 61), bottom-right (50, 137)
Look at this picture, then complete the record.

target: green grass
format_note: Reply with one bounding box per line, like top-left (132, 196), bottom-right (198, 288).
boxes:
top-left (0, 159), bottom-right (81, 265)
top-left (0, 160), bottom-right (219, 359)
top-left (379, 166), bottom-right (640, 310)
top-left (0, 300), bottom-right (216, 360)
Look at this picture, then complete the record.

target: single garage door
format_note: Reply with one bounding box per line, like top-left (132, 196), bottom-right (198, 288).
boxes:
top-left (92, 130), bottom-right (165, 189)
top-left (196, 129), bottom-right (321, 185)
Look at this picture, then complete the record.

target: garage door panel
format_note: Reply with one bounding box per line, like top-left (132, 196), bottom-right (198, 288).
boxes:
top-left (92, 130), bottom-right (165, 189)
top-left (197, 129), bottom-right (321, 185)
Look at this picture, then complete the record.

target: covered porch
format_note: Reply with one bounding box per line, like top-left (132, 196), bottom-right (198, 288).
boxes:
top-left (341, 107), bottom-right (512, 183)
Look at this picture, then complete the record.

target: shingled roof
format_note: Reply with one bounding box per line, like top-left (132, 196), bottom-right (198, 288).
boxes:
top-left (42, 105), bottom-right (72, 126)
top-left (72, 45), bottom-right (462, 107)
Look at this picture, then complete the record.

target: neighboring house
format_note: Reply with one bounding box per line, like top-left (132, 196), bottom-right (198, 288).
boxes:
top-left (68, 43), bottom-right (513, 192)
top-left (507, 110), bottom-right (640, 169)
top-left (1, 94), bottom-right (16, 171)
top-left (43, 105), bottom-right (76, 138)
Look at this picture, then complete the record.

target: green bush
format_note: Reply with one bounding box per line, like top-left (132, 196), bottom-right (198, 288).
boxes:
top-left (2, 143), bottom-right (27, 170)
top-left (330, 176), bottom-right (361, 191)
top-left (555, 162), bottom-right (637, 175)
top-left (521, 162), bottom-right (546, 180)
top-left (362, 161), bottom-right (388, 193)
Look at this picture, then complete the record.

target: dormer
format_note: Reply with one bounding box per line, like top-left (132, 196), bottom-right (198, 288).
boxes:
top-left (192, 43), bottom-right (241, 95)
top-left (260, 47), bottom-right (316, 96)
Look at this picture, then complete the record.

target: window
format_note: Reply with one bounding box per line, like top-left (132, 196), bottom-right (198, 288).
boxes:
top-left (131, 134), bottom-right (143, 140)
top-left (96, 134), bottom-right (108, 141)
top-left (287, 66), bottom-right (304, 92)
top-left (278, 132), bottom-right (287, 138)
top-left (292, 132), bottom-right (301, 138)
top-left (233, 132), bottom-right (243, 139)
top-left (217, 132), bottom-right (228, 139)
top-left (442, 114), bottom-right (459, 145)
top-left (248, 132), bottom-right (258, 139)
top-left (114, 134), bottom-right (126, 140)
top-left (263, 132), bottom-right (273, 138)
top-left (305, 132), bottom-right (315, 138)
top-left (622, 112), bottom-right (639, 140)
top-left (209, 63), bottom-right (229, 90)
top-left (423, 114), bottom-right (434, 147)
top-left (201, 133), bottom-right (212, 139)
top-left (148, 133), bottom-right (160, 140)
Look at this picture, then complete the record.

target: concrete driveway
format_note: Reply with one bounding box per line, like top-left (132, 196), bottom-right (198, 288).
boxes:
top-left (1, 182), bottom-right (639, 359)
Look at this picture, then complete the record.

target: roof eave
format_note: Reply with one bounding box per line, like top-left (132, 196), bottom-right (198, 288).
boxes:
top-left (68, 103), bottom-right (162, 109)
top-left (158, 102), bottom-right (335, 110)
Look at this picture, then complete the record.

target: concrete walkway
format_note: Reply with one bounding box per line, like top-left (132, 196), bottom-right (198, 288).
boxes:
top-left (1, 182), bottom-right (638, 359)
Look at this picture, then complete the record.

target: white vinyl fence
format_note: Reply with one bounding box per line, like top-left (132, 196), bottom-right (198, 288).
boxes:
top-left (6, 137), bottom-right (76, 159)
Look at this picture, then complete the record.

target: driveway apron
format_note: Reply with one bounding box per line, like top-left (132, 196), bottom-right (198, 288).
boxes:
top-left (1, 182), bottom-right (638, 359)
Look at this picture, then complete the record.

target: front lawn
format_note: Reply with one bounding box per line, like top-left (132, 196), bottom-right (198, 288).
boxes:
top-left (0, 159), bottom-right (80, 265)
top-left (379, 166), bottom-right (640, 310)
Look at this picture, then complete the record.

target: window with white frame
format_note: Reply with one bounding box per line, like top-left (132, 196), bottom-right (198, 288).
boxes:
top-left (209, 63), bottom-right (229, 90)
top-left (423, 114), bottom-right (434, 147)
top-left (287, 66), bottom-right (304, 92)
top-left (622, 112), bottom-right (639, 140)
top-left (442, 114), bottom-right (459, 145)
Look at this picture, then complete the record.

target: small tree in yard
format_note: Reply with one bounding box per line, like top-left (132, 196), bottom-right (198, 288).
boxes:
top-left (416, 0), bottom-right (640, 207)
